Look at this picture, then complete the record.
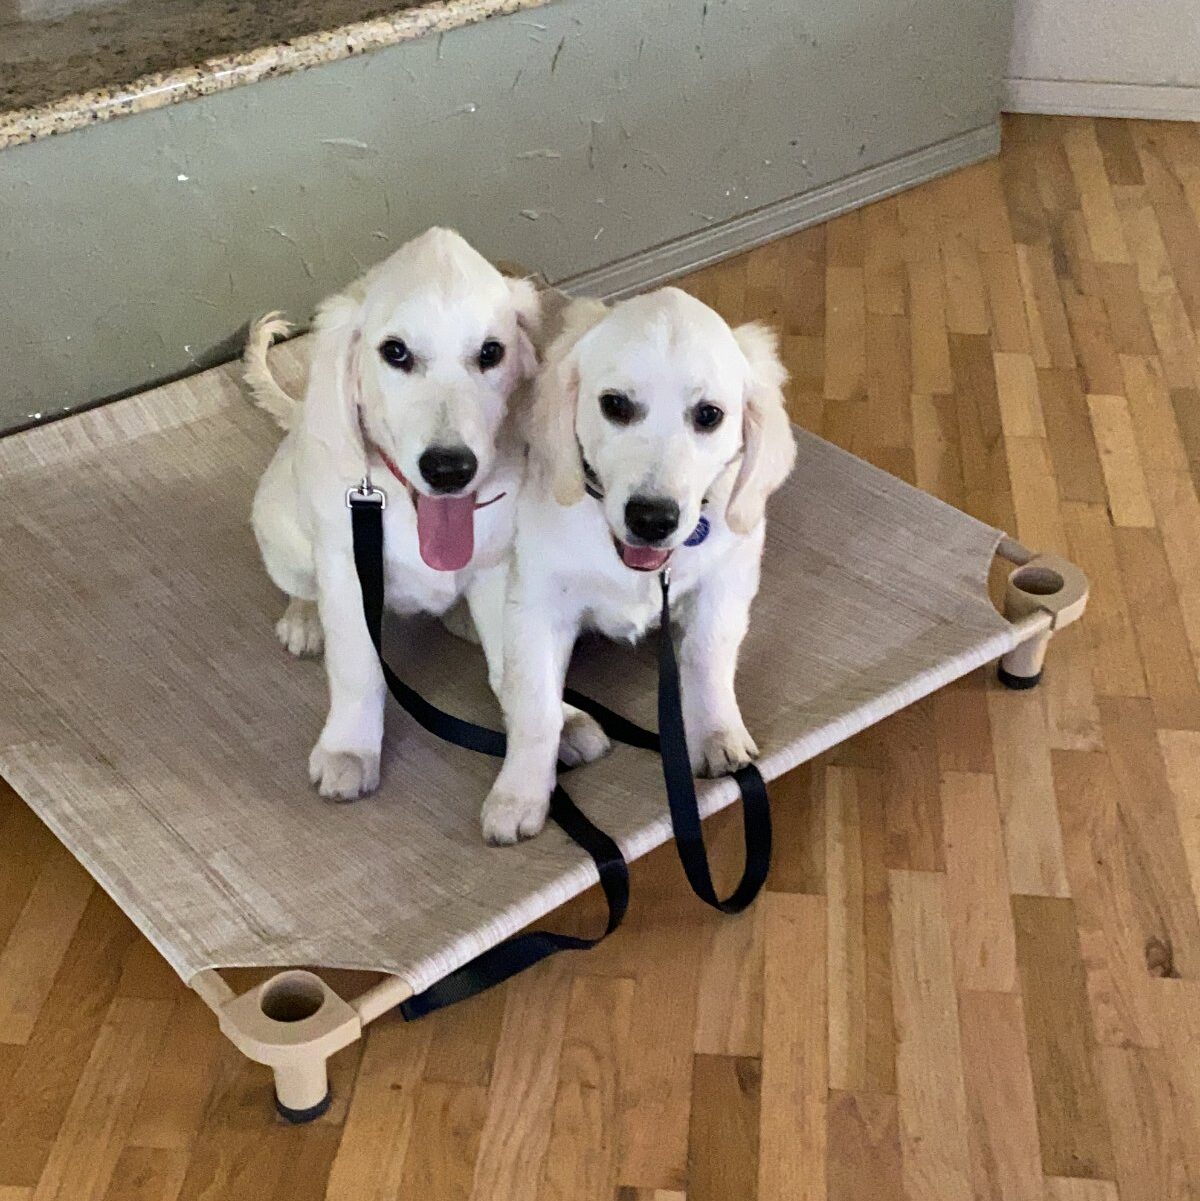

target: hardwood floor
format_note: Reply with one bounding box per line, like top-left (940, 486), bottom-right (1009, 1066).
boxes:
top-left (3, 113), bottom-right (1200, 1199)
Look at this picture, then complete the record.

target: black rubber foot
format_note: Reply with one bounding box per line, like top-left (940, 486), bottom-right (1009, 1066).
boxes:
top-left (998, 664), bottom-right (1042, 691)
top-left (275, 1088), bottom-right (332, 1125)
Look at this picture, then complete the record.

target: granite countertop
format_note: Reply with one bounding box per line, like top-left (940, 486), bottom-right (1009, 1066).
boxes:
top-left (0, 0), bottom-right (549, 151)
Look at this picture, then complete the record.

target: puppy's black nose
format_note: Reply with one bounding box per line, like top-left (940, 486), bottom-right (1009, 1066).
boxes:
top-left (418, 445), bottom-right (478, 493)
top-left (625, 496), bottom-right (680, 544)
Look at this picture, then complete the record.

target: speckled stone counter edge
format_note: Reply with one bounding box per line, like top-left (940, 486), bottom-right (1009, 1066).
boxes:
top-left (0, 0), bottom-right (551, 151)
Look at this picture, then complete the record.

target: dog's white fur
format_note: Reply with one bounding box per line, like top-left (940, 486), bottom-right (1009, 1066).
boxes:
top-left (247, 227), bottom-right (607, 801)
top-left (482, 286), bottom-right (796, 844)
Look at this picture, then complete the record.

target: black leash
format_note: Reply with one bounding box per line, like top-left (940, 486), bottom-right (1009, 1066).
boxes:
top-left (348, 492), bottom-right (770, 1019)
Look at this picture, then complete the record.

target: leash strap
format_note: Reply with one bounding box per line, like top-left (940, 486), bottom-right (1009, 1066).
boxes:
top-left (348, 494), bottom-right (770, 1018)
top-left (655, 574), bottom-right (771, 913)
top-left (351, 495), bottom-right (627, 1019)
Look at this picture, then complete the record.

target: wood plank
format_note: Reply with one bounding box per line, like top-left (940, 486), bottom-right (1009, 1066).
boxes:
top-left (958, 990), bottom-right (1044, 1201)
top-left (827, 1091), bottom-right (903, 1201)
top-left (980, 248), bottom-right (1034, 354)
top-left (1114, 527), bottom-right (1200, 730)
top-left (693, 902), bottom-right (764, 1058)
top-left (616, 892), bottom-right (707, 1192)
top-left (1097, 262), bottom-right (1158, 354)
top-left (933, 671), bottom-right (994, 774)
top-left (908, 257), bottom-right (954, 394)
top-left (826, 766), bottom-right (866, 1092)
top-left (537, 977), bottom-right (633, 1201)
top-left (1158, 730), bottom-right (1200, 916)
top-left (468, 960), bottom-right (574, 1201)
top-left (1016, 244), bottom-right (1076, 369)
top-left (1099, 696), bottom-right (1200, 978)
top-left (994, 352), bottom-right (1046, 438)
top-left (941, 772), bottom-right (1018, 992)
top-left (1052, 750), bottom-right (1160, 1049)
top-left (824, 266), bottom-right (866, 400)
top-left (0, 797), bottom-right (55, 954)
top-left (325, 1015), bottom-right (434, 1201)
top-left (1037, 369), bottom-right (1108, 505)
top-left (422, 982), bottom-right (507, 1087)
top-left (687, 1056), bottom-right (760, 1201)
top-left (1063, 121), bottom-right (1132, 264)
top-left (1043, 1181), bottom-right (1119, 1201)
top-left (758, 893), bottom-right (826, 1201)
top-left (0, 845), bottom-right (94, 1046)
top-left (944, 234), bottom-right (992, 335)
top-left (126, 993), bottom-right (225, 1151)
top-left (911, 392), bottom-right (965, 508)
top-left (765, 763), bottom-right (824, 896)
top-left (1063, 288), bottom-right (1125, 396)
top-left (865, 312), bottom-right (912, 449)
top-left (1006, 434), bottom-right (1068, 555)
top-left (1012, 896), bottom-right (1114, 1179)
top-left (1099, 1045), bottom-right (1192, 1201)
top-left (890, 870), bottom-right (973, 1201)
top-left (0, 892), bottom-right (138, 1189)
top-left (1095, 118), bottom-right (1144, 187)
top-left (988, 686), bottom-right (1071, 898)
top-left (864, 199), bottom-right (906, 316)
top-left (396, 1082), bottom-right (488, 1201)
top-left (31, 997), bottom-right (174, 1201)
top-left (1086, 394), bottom-right (1156, 528)
top-left (1062, 501), bottom-right (1147, 698)
top-left (950, 333), bottom-right (1011, 503)
top-left (100, 1147), bottom-right (191, 1201)
top-left (1120, 354), bottom-right (1190, 474)
top-left (1143, 467), bottom-right (1200, 682)
top-left (1154, 979), bottom-right (1200, 1193)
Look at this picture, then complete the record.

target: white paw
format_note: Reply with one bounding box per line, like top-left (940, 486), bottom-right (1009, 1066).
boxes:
top-left (694, 726), bottom-right (759, 779)
top-left (481, 785), bottom-right (550, 846)
top-left (276, 598), bottom-right (324, 658)
top-left (308, 743), bottom-right (380, 801)
top-left (557, 706), bottom-right (612, 768)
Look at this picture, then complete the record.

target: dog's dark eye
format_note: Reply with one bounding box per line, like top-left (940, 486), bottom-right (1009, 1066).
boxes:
top-left (600, 391), bottom-right (638, 426)
top-left (693, 402), bottom-right (725, 432)
top-left (379, 338), bottom-right (414, 372)
top-left (478, 340), bottom-right (505, 370)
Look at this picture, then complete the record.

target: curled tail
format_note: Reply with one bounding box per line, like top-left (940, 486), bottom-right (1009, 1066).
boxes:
top-left (243, 312), bottom-right (299, 430)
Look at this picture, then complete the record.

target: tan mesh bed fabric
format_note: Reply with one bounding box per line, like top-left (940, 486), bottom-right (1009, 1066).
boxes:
top-left (0, 348), bottom-right (1024, 995)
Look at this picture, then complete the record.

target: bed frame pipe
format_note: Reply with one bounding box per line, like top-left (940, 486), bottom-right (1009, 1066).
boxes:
top-left (189, 533), bottom-right (1089, 1122)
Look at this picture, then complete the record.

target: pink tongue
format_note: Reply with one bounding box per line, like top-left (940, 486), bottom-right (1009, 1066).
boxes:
top-left (416, 493), bottom-right (476, 572)
top-left (618, 542), bottom-right (672, 572)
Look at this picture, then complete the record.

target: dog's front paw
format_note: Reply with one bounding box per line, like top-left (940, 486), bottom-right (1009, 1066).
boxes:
top-left (695, 726), bottom-right (759, 778)
top-left (558, 706), bottom-right (612, 768)
top-left (276, 598), bottom-right (324, 657)
top-left (481, 785), bottom-right (550, 846)
top-left (308, 743), bottom-right (380, 801)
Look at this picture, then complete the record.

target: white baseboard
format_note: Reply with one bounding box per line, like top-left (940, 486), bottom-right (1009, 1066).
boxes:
top-left (556, 123), bottom-right (1000, 301)
top-left (1005, 77), bottom-right (1200, 122)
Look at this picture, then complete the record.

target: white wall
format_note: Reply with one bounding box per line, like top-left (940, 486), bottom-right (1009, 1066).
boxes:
top-left (1007, 0), bottom-right (1200, 120)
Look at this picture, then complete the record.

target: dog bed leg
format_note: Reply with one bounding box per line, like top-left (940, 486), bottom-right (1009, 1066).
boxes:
top-left (196, 969), bottom-right (362, 1123)
top-left (997, 554), bottom-right (1089, 691)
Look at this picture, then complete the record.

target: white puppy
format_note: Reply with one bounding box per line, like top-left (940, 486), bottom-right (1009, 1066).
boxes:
top-left (246, 227), bottom-right (607, 800)
top-left (482, 287), bottom-right (796, 844)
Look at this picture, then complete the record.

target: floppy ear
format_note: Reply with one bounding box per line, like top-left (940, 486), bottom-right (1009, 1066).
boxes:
top-left (523, 297), bottom-right (608, 507)
top-left (726, 321), bottom-right (796, 535)
top-left (300, 289), bottom-right (366, 465)
top-left (505, 274), bottom-right (543, 381)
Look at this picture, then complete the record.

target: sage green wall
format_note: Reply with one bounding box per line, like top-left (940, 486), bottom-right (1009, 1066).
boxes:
top-left (0, 0), bottom-right (1012, 429)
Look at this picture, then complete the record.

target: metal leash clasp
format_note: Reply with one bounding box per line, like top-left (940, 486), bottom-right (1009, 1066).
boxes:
top-left (346, 475), bottom-right (387, 509)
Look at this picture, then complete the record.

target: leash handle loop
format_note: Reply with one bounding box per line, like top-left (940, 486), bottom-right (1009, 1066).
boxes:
top-left (656, 573), bottom-right (772, 914)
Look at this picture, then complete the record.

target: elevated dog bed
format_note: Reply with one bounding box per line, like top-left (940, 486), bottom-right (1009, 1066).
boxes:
top-left (0, 339), bottom-right (1087, 1118)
